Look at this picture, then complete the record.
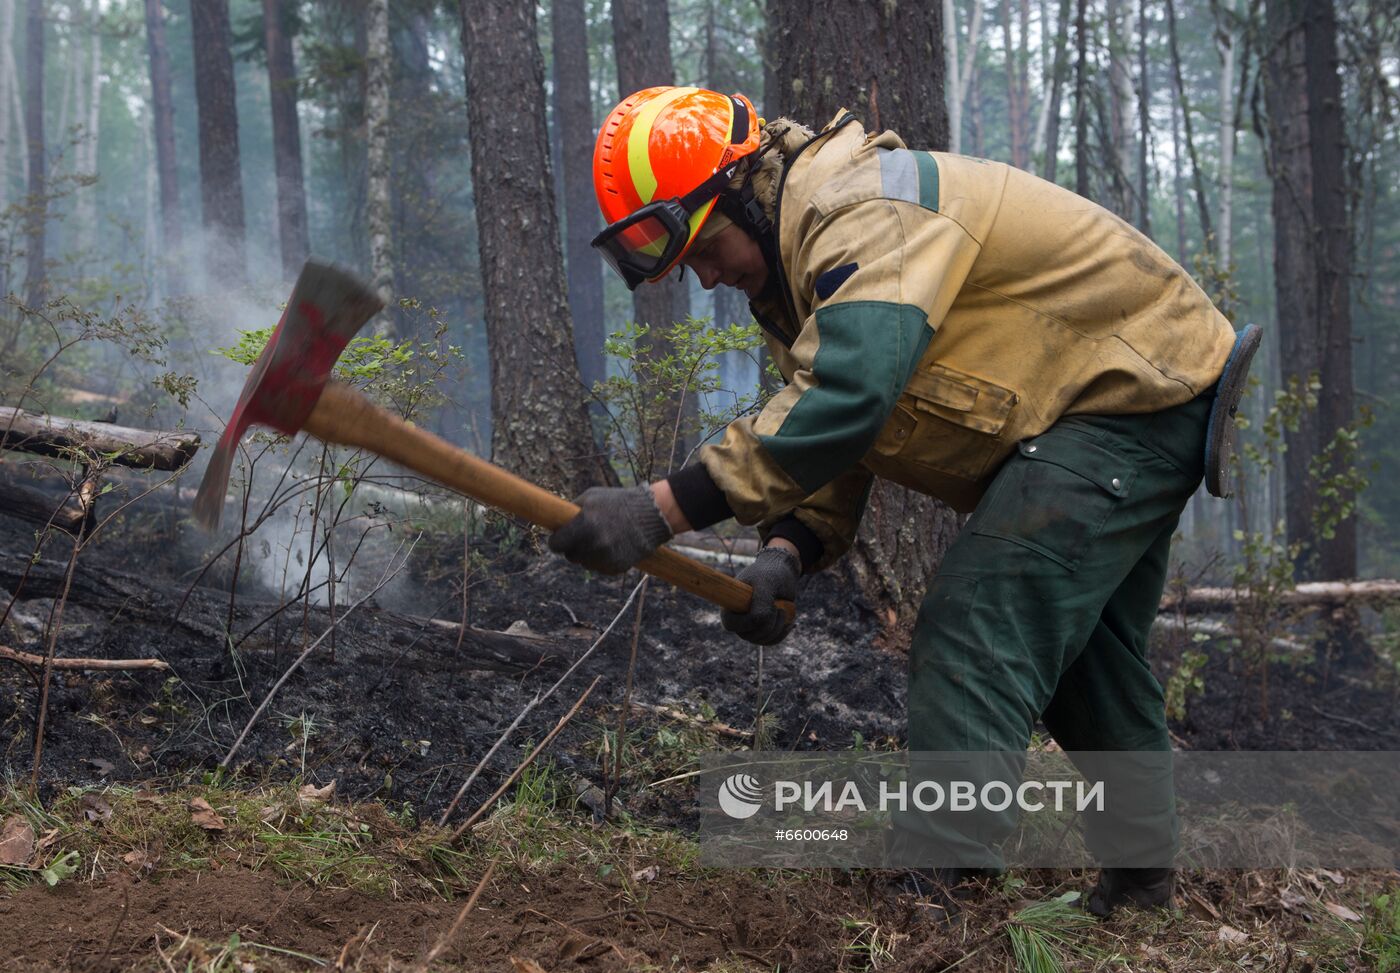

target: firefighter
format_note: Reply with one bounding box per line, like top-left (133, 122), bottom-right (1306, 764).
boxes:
top-left (549, 85), bottom-right (1259, 916)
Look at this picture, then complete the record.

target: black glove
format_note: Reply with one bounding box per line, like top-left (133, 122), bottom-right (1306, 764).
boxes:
top-left (722, 546), bottom-right (801, 645)
top-left (548, 485), bottom-right (673, 574)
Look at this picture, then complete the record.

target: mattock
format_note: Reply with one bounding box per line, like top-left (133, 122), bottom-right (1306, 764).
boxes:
top-left (194, 259), bottom-right (793, 623)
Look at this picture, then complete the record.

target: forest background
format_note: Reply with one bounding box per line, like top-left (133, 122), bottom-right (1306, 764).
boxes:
top-left (0, 0), bottom-right (1394, 600)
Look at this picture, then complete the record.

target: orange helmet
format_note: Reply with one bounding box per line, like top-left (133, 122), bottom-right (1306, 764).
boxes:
top-left (592, 86), bottom-right (762, 289)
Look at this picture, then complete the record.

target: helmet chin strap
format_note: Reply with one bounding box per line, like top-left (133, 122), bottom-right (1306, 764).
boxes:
top-left (716, 159), bottom-right (779, 284)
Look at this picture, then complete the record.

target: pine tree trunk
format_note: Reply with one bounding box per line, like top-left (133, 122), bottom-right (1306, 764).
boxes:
top-left (1073, 0), bottom-right (1088, 196)
top-left (945, 0), bottom-right (960, 153)
top-left (143, 0), bottom-right (180, 272)
top-left (365, 0), bottom-right (392, 314)
top-left (460, 0), bottom-right (611, 497)
top-left (1136, 0), bottom-right (1151, 234)
top-left (1001, 0), bottom-right (1026, 168)
top-left (610, 0), bottom-right (691, 475)
top-left (1263, 0), bottom-right (1355, 580)
top-left (1106, 0), bottom-right (1134, 214)
top-left (551, 0), bottom-right (605, 391)
top-left (263, 0), bottom-right (308, 281)
top-left (963, 0), bottom-right (985, 155)
top-left (22, 0), bottom-right (44, 306)
top-left (1215, 0), bottom-right (1237, 270)
top-left (1040, 0), bottom-right (1071, 182)
top-left (771, 0), bottom-right (958, 641)
top-left (190, 0), bottom-right (246, 283)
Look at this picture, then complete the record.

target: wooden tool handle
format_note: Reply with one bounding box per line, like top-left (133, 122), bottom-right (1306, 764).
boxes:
top-left (304, 382), bottom-right (795, 624)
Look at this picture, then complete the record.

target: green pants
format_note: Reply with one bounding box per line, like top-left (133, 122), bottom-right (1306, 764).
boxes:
top-left (894, 392), bottom-right (1211, 868)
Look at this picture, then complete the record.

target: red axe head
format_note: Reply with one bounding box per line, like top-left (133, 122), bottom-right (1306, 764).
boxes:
top-left (193, 260), bottom-right (384, 528)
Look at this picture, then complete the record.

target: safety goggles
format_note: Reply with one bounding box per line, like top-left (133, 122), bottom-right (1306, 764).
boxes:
top-left (591, 158), bottom-right (746, 291)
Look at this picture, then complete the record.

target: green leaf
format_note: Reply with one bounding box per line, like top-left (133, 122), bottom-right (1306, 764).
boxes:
top-left (40, 851), bottom-right (80, 887)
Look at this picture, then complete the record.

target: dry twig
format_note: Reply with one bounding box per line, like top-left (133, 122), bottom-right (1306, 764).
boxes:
top-left (413, 861), bottom-right (497, 972)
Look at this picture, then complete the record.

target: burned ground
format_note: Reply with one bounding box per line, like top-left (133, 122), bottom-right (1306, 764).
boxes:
top-left (1, 512), bottom-right (1398, 971)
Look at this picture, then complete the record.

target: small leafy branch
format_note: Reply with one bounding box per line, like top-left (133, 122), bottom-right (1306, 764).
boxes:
top-left (593, 315), bottom-right (769, 482)
top-left (1232, 372), bottom-right (1374, 718)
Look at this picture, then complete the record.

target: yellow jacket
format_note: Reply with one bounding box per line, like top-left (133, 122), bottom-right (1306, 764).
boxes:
top-left (676, 113), bottom-right (1235, 571)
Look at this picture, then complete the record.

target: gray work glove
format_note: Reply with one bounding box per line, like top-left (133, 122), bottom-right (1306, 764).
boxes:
top-left (548, 485), bottom-right (673, 574)
top-left (722, 546), bottom-right (801, 645)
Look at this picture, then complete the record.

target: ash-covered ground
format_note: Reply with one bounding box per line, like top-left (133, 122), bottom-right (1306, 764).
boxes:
top-left (3, 507), bottom-right (1396, 827)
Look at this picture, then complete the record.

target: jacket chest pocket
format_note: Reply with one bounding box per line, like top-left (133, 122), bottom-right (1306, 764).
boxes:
top-left (866, 364), bottom-right (1019, 481)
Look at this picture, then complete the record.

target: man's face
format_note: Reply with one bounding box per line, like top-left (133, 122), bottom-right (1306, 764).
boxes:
top-left (680, 222), bottom-right (768, 299)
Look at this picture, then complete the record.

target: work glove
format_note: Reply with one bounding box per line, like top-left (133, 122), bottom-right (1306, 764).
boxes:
top-left (722, 545), bottom-right (801, 646)
top-left (548, 485), bottom-right (673, 574)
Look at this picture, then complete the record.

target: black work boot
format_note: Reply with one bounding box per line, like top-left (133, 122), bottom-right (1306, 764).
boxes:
top-left (1086, 867), bottom-right (1175, 917)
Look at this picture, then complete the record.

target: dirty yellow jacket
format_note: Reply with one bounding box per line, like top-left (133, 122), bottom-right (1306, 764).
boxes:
top-left (683, 113), bottom-right (1235, 571)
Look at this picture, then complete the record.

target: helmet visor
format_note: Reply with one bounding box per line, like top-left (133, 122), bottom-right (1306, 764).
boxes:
top-left (591, 201), bottom-right (691, 291)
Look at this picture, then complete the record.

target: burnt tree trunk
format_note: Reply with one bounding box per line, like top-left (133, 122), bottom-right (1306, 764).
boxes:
top-left (263, 0), bottom-right (308, 280)
top-left (144, 0), bottom-right (182, 282)
top-left (771, 0), bottom-right (959, 641)
top-left (461, 0), bottom-right (611, 497)
top-left (551, 0), bottom-right (605, 392)
top-left (190, 0), bottom-right (245, 283)
top-left (1263, 0), bottom-right (1355, 580)
top-left (22, 0), bottom-right (44, 306)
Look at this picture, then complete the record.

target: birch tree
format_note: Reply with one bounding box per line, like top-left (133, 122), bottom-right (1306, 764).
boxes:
top-left (365, 0), bottom-right (393, 315)
top-left (23, 0), bottom-right (45, 305)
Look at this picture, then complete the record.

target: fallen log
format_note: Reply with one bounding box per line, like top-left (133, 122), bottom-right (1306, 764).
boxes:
top-left (1154, 616), bottom-right (1306, 653)
top-left (0, 645), bottom-right (169, 671)
top-left (1160, 580), bottom-right (1400, 613)
top-left (0, 476), bottom-right (86, 533)
top-left (0, 407), bottom-right (200, 471)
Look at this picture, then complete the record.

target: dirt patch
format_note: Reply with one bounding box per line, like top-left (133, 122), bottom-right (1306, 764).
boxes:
top-left (0, 862), bottom-right (897, 972)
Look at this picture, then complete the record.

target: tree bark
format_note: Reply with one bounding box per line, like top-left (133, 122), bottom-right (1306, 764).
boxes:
top-left (23, 0), bottom-right (44, 306)
top-left (945, 0), bottom-right (959, 153)
top-left (143, 0), bottom-right (181, 272)
top-left (551, 0), bottom-right (605, 391)
top-left (1263, 0), bottom-right (1355, 580)
top-left (1215, 0), bottom-right (1237, 266)
top-left (771, 0), bottom-right (958, 639)
top-left (1136, 0), bottom-right (1151, 234)
top-left (610, 0), bottom-right (690, 472)
top-left (460, 0), bottom-right (610, 497)
top-left (190, 0), bottom-right (246, 283)
top-left (1106, 0), bottom-right (1134, 214)
top-left (1073, 0), bottom-right (1088, 196)
top-left (365, 0), bottom-right (392, 312)
top-left (1040, 0), bottom-right (1072, 182)
top-left (611, 0), bottom-right (689, 340)
top-left (1001, 0), bottom-right (1028, 168)
top-left (263, 0), bottom-right (309, 281)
